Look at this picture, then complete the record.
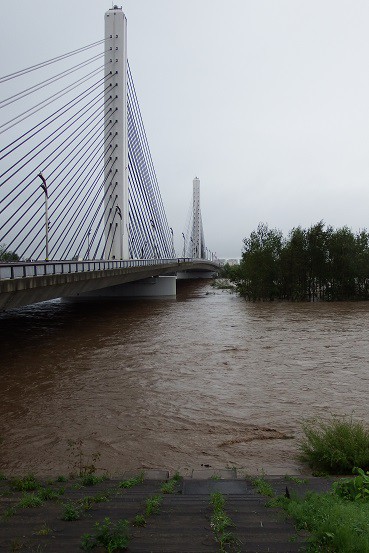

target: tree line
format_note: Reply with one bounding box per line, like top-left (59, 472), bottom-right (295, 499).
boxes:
top-left (223, 222), bottom-right (369, 301)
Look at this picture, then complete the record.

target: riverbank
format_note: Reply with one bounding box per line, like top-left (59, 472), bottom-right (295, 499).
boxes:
top-left (0, 470), bottom-right (335, 552)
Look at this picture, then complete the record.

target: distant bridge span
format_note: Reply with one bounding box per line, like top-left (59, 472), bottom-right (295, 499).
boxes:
top-left (0, 259), bottom-right (218, 310)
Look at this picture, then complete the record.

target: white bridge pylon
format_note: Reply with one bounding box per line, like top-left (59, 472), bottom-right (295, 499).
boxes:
top-left (189, 177), bottom-right (206, 259)
top-left (104, 6), bottom-right (129, 259)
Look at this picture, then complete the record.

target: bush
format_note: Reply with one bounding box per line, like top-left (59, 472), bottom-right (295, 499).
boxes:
top-left (299, 416), bottom-right (369, 474)
top-left (274, 491), bottom-right (369, 552)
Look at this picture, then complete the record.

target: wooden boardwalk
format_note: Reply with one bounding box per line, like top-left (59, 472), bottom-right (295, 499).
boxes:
top-left (0, 472), bottom-right (335, 552)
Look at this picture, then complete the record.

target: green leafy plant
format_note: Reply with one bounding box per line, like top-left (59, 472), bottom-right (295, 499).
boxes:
top-left (11, 474), bottom-right (40, 492)
top-left (61, 501), bottom-right (81, 521)
top-left (299, 416), bottom-right (369, 474)
top-left (161, 472), bottom-right (181, 494)
top-left (210, 492), bottom-right (236, 552)
top-left (18, 492), bottom-right (43, 508)
top-left (37, 487), bottom-right (62, 501)
top-left (334, 467), bottom-right (369, 501)
top-left (145, 495), bottom-right (162, 516)
top-left (251, 476), bottom-right (275, 497)
top-left (119, 471), bottom-right (144, 489)
top-left (80, 517), bottom-right (130, 552)
top-left (80, 474), bottom-right (106, 487)
top-left (2, 506), bottom-right (17, 519)
top-left (56, 475), bottom-right (67, 483)
top-left (132, 514), bottom-right (146, 527)
top-left (284, 475), bottom-right (308, 485)
top-left (35, 523), bottom-right (53, 536)
top-left (273, 488), bottom-right (369, 552)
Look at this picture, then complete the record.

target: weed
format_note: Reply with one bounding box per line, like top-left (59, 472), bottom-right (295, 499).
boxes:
top-left (56, 475), bottom-right (67, 483)
top-left (61, 501), bottom-right (81, 521)
top-left (161, 472), bottom-right (182, 494)
top-left (37, 487), bottom-right (61, 501)
top-left (92, 492), bottom-right (110, 503)
top-left (119, 471), bottom-right (144, 489)
top-left (251, 476), bottom-right (275, 497)
top-left (333, 467), bottom-right (369, 501)
top-left (133, 514), bottom-right (146, 527)
top-left (299, 415), bottom-right (369, 474)
top-left (0, 472), bottom-right (6, 481)
top-left (145, 495), bottom-right (162, 516)
top-left (211, 474), bottom-right (222, 481)
top-left (11, 474), bottom-right (40, 492)
top-left (34, 523), bottom-right (52, 536)
top-left (275, 488), bottom-right (369, 552)
top-left (284, 475), bottom-right (308, 485)
top-left (80, 533), bottom-right (95, 551)
top-left (80, 473), bottom-right (106, 487)
top-left (67, 438), bottom-right (102, 477)
top-left (80, 496), bottom-right (95, 511)
top-left (18, 493), bottom-right (43, 508)
top-left (2, 506), bottom-right (17, 519)
top-left (210, 492), bottom-right (236, 552)
top-left (80, 517), bottom-right (130, 552)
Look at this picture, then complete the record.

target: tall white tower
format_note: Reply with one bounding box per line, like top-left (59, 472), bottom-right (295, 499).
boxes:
top-left (104, 7), bottom-right (129, 259)
top-left (192, 177), bottom-right (202, 258)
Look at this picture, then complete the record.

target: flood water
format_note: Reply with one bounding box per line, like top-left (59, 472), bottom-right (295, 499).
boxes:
top-left (1, 281), bottom-right (369, 477)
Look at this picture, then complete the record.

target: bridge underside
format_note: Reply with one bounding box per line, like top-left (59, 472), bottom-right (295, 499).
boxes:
top-left (0, 261), bottom-right (218, 310)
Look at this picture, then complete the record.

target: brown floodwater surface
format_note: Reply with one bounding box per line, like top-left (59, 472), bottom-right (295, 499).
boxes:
top-left (1, 281), bottom-right (369, 476)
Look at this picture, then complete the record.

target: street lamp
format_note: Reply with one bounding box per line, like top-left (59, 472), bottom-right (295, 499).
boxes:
top-left (169, 227), bottom-right (174, 258)
top-left (116, 206), bottom-right (123, 259)
top-left (150, 219), bottom-right (156, 258)
top-left (181, 232), bottom-right (186, 258)
top-left (38, 172), bottom-right (49, 261)
top-left (87, 229), bottom-right (91, 259)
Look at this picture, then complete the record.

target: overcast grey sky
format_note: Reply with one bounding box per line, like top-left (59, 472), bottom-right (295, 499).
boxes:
top-left (2, 1), bottom-right (369, 258)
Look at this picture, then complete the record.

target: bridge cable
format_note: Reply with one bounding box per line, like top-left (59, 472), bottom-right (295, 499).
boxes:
top-left (0, 84), bottom-right (112, 214)
top-left (0, 73), bottom-right (112, 162)
top-left (0, 39), bottom-right (106, 83)
top-left (0, 97), bottom-right (112, 225)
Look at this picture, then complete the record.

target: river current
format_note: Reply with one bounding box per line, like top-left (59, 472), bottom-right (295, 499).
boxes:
top-left (1, 281), bottom-right (368, 477)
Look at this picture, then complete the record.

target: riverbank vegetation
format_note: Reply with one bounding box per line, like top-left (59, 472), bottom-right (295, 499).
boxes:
top-left (299, 416), bottom-right (369, 474)
top-left (223, 221), bottom-right (369, 301)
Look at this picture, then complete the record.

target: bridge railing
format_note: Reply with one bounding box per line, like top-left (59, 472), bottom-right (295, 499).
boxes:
top-left (0, 258), bottom-right (210, 280)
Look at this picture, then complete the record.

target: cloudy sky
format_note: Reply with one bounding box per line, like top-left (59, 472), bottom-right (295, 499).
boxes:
top-left (1, 1), bottom-right (369, 258)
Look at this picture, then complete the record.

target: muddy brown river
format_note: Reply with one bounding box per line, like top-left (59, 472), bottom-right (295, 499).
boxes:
top-left (1, 280), bottom-right (368, 477)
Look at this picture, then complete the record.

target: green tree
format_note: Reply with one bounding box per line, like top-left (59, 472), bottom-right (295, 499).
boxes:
top-left (0, 244), bottom-right (19, 262)
top-left (240, 223), bottom-right (283, 301)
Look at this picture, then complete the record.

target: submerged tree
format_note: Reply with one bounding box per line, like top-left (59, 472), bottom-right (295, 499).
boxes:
top-left (224, 222), bottom-right (369, 302)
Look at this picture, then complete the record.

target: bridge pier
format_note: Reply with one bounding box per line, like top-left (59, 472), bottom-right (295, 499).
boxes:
top-left (71, 275), bottom-right (176, 299)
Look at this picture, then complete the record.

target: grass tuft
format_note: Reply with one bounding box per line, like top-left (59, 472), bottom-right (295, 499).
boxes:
top-left (18, 492), bottom-right (43, 508)
top-left (132, 514), bottom-right (146, 527)
top-left (80, 517), bottom-right (130, 551)
top-left (210, 492), bottom-right (236, 552)
top-left (10, 474), bottom-right (40, 492)
top-left (161, 472), bottom-right (182, 494)
top-left (119, 471), bottom-right (144, 489)
top-left (251, 476), bottom-right (275, 497)
top-left (61, 501), bottom-right (81, 521)
top-left (145, 495), bottom-right (162, 516)
top-left (299, 415), bottom-right (369, 474)
top-left (275, 489), bottom-right (369, 552)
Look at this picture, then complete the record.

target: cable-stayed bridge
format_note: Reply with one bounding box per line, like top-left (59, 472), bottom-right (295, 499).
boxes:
top-left (0, 6), bottom-right (218, 309)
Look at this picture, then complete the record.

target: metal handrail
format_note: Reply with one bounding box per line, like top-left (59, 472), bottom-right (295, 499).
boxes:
top-left (0, 258), bottom-right (217, 281)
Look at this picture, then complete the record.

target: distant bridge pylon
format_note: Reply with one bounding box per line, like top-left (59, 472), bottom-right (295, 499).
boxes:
top-left (183, 177), bottom-right (209, 260)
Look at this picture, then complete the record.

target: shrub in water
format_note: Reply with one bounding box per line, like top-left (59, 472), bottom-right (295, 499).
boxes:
top-left (299, 416), bottom-right (369, 474)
